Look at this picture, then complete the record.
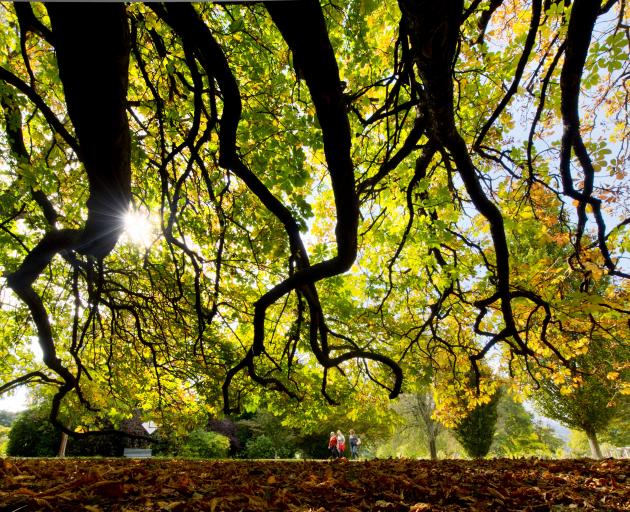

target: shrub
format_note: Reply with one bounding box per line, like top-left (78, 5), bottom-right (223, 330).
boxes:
top-left (180, 429), bottom-right (230, 459)
top-left (207, 418), bottom-right (241, 454)
top-left (0, 425), bottom-right (10, 456)
top-left (244, 434), bottom-right (292, 459)
top-left (7, 408), bottom-right (61, 457)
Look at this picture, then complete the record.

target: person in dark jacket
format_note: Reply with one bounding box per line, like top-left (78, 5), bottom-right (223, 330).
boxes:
top-left (349, 429), bottom-right (361, 459)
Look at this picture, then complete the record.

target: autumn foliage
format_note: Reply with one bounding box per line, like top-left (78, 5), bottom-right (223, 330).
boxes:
top-left (0, 0), bottom-right (628, 449)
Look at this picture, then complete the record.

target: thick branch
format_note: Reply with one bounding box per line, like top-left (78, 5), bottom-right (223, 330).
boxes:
top-left (558, 0), bottom-right (627, 277)
top-left (399, 0), bottom-right (517, 333)
top-left (46, 3), bottom-right (132, 259)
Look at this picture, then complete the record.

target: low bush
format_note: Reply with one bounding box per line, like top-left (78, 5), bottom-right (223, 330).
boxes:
top-left (6, 408), bottom-right (61, 457)
top-left (180, 429), bottom-right (230, 459)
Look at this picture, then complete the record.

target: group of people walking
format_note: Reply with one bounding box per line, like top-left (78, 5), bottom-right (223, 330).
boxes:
top-left (328, 429), bottom-right (361, 459)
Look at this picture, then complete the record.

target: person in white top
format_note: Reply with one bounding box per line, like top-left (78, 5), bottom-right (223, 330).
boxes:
top-left (336, 430), bottom-right (345, 457)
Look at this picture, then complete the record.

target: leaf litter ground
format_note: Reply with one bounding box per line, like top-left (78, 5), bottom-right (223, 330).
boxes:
top-left (1, 457), bottom-right (628, 511)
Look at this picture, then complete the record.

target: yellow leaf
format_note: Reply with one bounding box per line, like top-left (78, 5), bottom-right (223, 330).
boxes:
top-left (209, 497), bottom-right (221, 512)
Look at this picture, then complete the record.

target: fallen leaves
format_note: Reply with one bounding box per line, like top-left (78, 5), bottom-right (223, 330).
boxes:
top-left (0, 457), bottom-right (628, 511)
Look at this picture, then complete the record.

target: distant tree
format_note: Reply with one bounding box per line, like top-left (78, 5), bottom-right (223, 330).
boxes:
top-left (566, 430), bottom-right (592, 458)
top-left (454, 391), bottom-right (501, 458)
top-left (534, 337), bottom-right (628, 459)
top-left (244, 434), bottom-right (293, 459)
top-left (533, 422), bottom-right (565, 456)
top-left (0, 410), bottom-right (18, 427)
top-left (394, 392), bottom-right (444, 460)
top-left (237, 411), bottom-right (298, 459)
top-left (491, 393), bottom-right (562, 457)
top-left (601, 396), bottom-right (630, 447)
top-left (291, 431), bottom-right (331, 459)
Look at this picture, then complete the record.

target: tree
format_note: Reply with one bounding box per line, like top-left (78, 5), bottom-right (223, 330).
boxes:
top-left (454, 390), bottom-right (501, 459)
top-left (491, 393), bottom-right (562, 458)
top-left (393, 392), bottom-right (444, 460)
top-left (207, 417), bottom-right (242, 455)
top-left (534, 337), bottom-right (628, 459)
top-left (0, 1), bottom-right (627, 435)
top-left (601, 397), bottom-right (630, 447)
top-left (237, 410), bottom-right (298, 459)
top-left (180, 429), bottom-right (230, 459)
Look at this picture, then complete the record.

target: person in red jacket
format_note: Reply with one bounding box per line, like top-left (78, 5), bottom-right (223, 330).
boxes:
top-left (328, 431), bottom-right (338, 459)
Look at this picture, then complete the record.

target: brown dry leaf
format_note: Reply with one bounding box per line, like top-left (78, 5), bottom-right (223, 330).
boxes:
top-left (208, 496), bottom-right (222, 512)
top-left (410, 504), bottom-right (431, 511)
top-left (156, 500), bottom-right (185, 510)
top-left (86, 479), bottom-right (126, 498)
top-left (12, 486), bottom-right (38, 495)
top-left (33, 497), bottom-right (55, 510)
top-left (0, 458), bottom-right (628, 511)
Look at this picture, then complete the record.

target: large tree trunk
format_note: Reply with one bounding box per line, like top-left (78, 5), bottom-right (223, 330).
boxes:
top-left (585, 429), bottom-right (603, 459)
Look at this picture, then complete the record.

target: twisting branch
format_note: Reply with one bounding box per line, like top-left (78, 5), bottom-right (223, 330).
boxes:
top-left (474, 0), bottom-right (542, 149)
top-left (558, 0), bottom-right (628, 278)
top-left (1, 90), bottom-right (59, 225)
top-left (0, 372), bottom-right (64, 394)
top-left (4, 3), bottom-right (132, 433)
top-left (153, 2), bottom-right (403, 412)
top-left (357, 114), bottom-right (427, 199)
top-left (398, 0), bottom-right (531, 361)
top-left (0, 66), bottom-right (80, 154)
top-left (378, 142), bottom-right (438, 311)
top-left (527, 41), bottom-right (566, 185)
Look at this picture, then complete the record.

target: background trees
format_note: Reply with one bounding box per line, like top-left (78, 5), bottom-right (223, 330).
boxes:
top-left (0, 1), bottom-right (628, 439)
top-left (491, 394), bottom-right (563, 458)
top-left (393, 392), bottom-right (444, 460)
top-left (533, 336), bottom-right (629, 458)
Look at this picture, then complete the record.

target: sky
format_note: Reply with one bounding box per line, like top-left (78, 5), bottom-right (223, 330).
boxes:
top-left (0, 387), bottom-right (29, 412)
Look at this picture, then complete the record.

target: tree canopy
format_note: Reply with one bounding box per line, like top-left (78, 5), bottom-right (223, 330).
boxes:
top-left (0, 1), bottom-right (628, 434)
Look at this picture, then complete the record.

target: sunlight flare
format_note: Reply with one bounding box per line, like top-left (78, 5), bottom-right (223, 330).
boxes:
top-left (123, 209), bottom-right (154, 247)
